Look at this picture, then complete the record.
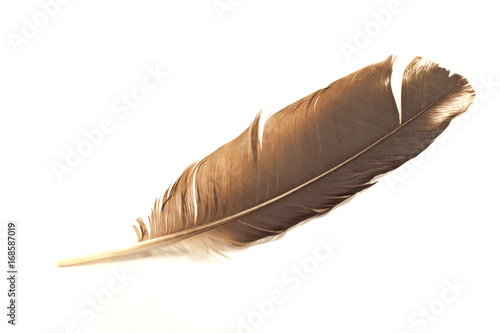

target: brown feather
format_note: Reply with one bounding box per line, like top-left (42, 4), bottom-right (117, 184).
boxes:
top-left (58, 56), bottom-right (475, 266)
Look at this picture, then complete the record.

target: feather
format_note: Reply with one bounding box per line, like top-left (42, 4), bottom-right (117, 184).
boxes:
top-left (58, 56), bottom-right (475, 267)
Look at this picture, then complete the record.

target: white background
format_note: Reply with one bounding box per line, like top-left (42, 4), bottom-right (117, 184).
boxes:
top-left (1, 0), bottom-right (499, 332)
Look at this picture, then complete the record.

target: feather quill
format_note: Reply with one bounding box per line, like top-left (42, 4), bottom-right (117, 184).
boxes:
top-left (58, 56), bottom-right (475, 267)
